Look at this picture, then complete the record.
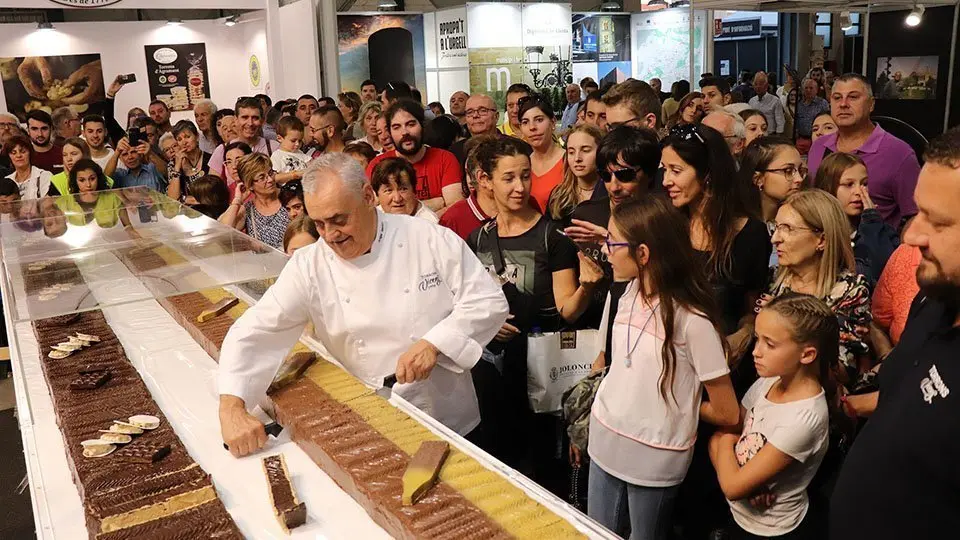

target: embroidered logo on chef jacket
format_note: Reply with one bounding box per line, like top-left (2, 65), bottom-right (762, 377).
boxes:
top-left (418, 271), bottom-right (443, 292)
top-left (920, 365), bottom-right (951, 404)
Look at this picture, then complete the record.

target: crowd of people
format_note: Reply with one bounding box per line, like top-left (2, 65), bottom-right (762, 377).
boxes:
top-left (1, 66), bottom-right (956, 540)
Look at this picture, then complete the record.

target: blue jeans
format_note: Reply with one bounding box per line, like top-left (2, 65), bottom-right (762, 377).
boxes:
top-left (587, 461), bottom-right (679, 540)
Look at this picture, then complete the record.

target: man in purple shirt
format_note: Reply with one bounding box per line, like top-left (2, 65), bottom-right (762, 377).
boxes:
top-left (808, 73), bottom-right (920, 230)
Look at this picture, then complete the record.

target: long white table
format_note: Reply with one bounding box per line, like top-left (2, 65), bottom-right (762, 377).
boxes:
top-left (4, 246), bottom-right (617, 539)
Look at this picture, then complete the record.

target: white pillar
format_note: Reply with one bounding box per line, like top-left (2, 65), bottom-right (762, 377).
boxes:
top-left (265, 0), bottom-right (286, 98)
top-left (317, 0), bottom-right (341, 96)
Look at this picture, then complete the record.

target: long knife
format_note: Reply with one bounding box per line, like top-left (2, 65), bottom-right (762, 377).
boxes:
top-left (223, 421), bottom-right (284, 451)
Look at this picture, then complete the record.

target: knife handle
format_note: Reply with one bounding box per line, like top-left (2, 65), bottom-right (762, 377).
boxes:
top-left (383, 374), bottom-right (398, 388)
top-left (223, 422), bottom-right (282, 451)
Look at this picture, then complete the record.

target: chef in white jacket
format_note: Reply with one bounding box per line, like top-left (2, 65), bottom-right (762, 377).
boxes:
top-left (219, 152), bottom-right (509, 457)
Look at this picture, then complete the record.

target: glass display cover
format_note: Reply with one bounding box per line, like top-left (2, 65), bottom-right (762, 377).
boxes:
top-left (0, 189), bottom-right (288, 322)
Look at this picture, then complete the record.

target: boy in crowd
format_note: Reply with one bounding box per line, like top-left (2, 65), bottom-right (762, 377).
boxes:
top-left (270, 116), bottom-right (310, 186)
top-left (81, 114), bottom-right (115, 170)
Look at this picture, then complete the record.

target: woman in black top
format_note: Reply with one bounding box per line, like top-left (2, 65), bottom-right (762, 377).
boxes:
top-left (166, 121), bottom-right (212, 204)
top-left (467, 136), bottom-right (600, 497)
top-left (661, 123), bottom-right (771, 538)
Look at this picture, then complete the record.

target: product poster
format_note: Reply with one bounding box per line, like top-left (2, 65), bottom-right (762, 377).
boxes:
top-left (467, 2), bottom-right (572, 113)
top-left (874, 56), bottom-right (938, 100)
top-left (144, 43), bottom-right (210, 112)
top-left (338, 14), bottom-right (427, 94)
top-left (631, 9), bottom-right (707, 89)
top-left (572, 13), bottom-right (632, 88)
top-left (0, 53), bottom-right (105, 122)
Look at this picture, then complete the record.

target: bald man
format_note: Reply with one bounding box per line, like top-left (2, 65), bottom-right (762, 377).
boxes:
top-left (747, 71), bottom-right (785, 134)
top-left (560, 83), bottom-right (582, 130)
top-left (450, 94), bottom-right (502, 168)
top-left (449, 91), bottom-right (469, 125)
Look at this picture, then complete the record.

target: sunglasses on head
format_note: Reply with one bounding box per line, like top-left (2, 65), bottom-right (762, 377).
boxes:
top-left (669, 124), bottom-right (705, 144)
top-left (599, 166), bottom-right (642, 183)
top-left (517, 94), bottom-right (545, 109)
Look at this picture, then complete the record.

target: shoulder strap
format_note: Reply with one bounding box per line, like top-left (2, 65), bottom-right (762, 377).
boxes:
top-left (485, 222), bottom-right (507, 276)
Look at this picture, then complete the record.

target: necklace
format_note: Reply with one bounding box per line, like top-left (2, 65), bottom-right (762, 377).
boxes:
top-left (623, 290), bottom-right (661, 368)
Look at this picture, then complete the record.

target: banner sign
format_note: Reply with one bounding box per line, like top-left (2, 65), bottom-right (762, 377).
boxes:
top-left (144, 43), bottom-right (210, 112)
top-left (437, 7), bottom-right (468, 69)
top-left (717, 18), bottom-right (761, 39)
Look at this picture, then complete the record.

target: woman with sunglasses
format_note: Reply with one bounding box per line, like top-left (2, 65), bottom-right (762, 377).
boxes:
top-left (518, 94), bottom-right (565, 214)
top-left (667, 91), bottom-right (705, 129)
top-left (588, 196), bottom-right (739, 540)
top-left (467, 136), bottom-right (600, 496)
top-left (219, 153), bottom-right (290, 249)
top-left (662, 123), bottom-right (771, 537)
top-left (740, 136), bottom-right (804, 267)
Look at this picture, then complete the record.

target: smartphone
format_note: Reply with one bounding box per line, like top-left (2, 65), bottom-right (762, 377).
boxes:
top-left (137, 203), bottom-right (158, 224)
top-left (117, 73), bottom-right (137, 84)
top-left (127, 126), bottom-right (143, 147)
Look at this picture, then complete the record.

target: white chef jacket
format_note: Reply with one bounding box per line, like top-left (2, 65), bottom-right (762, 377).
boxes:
top-left (218, 211), bottom-right (509, 435)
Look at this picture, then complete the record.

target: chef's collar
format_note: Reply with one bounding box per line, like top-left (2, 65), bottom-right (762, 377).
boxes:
top-left (358, 210), bottom-right (386, 259)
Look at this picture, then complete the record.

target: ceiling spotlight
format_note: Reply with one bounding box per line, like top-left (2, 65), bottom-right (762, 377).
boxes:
top-left (37, 21), bottom-right (53, 31)
top-left (167, 19), bottom-right (183, 26)
top-left (601, 0), bottom-right (621, 10)
top-left (905, 5), bottom-right (925, 27)
top-left (224, 15), bottom-right (239, 27)
top-left (378, 0), bottom-right (398, 8)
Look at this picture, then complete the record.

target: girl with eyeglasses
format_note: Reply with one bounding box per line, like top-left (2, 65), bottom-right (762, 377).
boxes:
top-left (588, 196), bottom-right (739, 540)
top-left (740, 136), bottom-right (804, 267)
top-left (814, 152), bottom-right (899, 288)
top-left (466, 136), bottom-right (599, 497)
top-left (219, 153), bottom-right (290, 249)
top-left (518, 95), bottom-right (565, 214)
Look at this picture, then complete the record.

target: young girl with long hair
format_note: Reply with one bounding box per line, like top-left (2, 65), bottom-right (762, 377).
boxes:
top-left (709, 293), bottom-right (841, 539)
top-left (814, 152), bottom-right (899, 287)
top-left (518, 94), bottom-right (565, 214)
top-left (547, 124), bottom-right (604, 223)
top-left (740, 137), bottom-right (804, 267)
top-left (588, 196), bottom-right (739, 540)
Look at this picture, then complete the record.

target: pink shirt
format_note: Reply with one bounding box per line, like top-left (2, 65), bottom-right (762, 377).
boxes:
top-left (206, 137), bottom-right (275, 177)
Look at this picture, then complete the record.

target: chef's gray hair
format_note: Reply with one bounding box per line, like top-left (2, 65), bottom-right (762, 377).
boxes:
top-left (302, 152), bottom-right (367, 198)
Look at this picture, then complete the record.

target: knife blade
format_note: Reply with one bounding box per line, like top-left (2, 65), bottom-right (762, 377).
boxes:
top-left (376, 374), bottom-right (398, 400)
top-left (223, 421), bottom-right (284, 451)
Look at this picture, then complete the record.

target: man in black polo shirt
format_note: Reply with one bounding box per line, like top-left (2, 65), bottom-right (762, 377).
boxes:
top-left (830, 128), bottom-right (960, 539)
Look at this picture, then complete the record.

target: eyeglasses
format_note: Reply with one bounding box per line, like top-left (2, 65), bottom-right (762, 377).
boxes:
top-left (253, 170), bottom-right (277, 184)
top-left (465, 107), bottom-right (495, 117)
top-left (772, 222), bottom-right (820, 235)
top-left (669, 124), bottom-right (705, 144)
top-left (608, 117), bottom-right (643, 130)
top-left (599, 166), bottom-right (642, 183)
top-left (760, 164), bottom-right (808, 178)
top-left (0, 122), bottom-right (18, 129)
top-left (604, 234), bottom-right (631, 252)
top-left (311, 124), bottom-right (334, 134)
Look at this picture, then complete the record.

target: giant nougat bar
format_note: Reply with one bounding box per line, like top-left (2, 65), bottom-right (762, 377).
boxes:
top-left (270, 360), bottom-right (586, 540)
top-left (32, 310), bottom-right (243, 539)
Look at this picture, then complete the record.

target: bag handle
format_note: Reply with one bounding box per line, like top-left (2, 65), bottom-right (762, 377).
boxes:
top-left (486, 222), bottom-right (508, 277)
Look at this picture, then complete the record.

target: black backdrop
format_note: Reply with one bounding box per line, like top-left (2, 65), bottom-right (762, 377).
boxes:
top-left (866, 6), bottom-right (957, 138)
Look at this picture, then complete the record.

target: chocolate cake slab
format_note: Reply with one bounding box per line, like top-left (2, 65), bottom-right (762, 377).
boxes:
top-left (32, 309), bottom-right (242, 539)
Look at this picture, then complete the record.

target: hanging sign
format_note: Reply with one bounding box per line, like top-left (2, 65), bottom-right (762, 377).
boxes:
top-left (49, 0), bottom-right (123, 6)
top-left (144, 43), bottom-right (210, 111)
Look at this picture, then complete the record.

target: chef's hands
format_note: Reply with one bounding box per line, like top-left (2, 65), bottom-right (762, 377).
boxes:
top-left (495, 314), bottom-right (521, 343)
top-left (219, 395), bottom-right (267, 458)
top-left (18, 57), bottom-right (53, 99)
top-left (62, 60), bottom-right (104, 105)
top-left (395, 339), bottom-right (440, 384)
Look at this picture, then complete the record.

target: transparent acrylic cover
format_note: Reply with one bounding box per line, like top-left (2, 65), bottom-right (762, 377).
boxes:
top-left (0, 188), bottom-right (288, 322)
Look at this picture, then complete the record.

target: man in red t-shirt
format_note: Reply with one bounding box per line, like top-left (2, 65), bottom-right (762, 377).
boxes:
top-left (366, 99), bottom-right (463, 216)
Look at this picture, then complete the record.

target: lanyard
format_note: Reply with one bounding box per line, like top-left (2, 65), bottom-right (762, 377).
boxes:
top-left (624, 292), bottom-right (661, 368)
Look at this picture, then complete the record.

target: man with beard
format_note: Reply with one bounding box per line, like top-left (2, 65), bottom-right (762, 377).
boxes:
top-left (26, 110), bottom-right (63, 174)
top-left (366, 100), bottom-right (464, 216)
top-left (360, 79), bottom-right (378, 103)
top-left (449, 91), bottom-right (469, 126)
top-left (148, 100), bottom-right (173, 135)
top-left (305, 106), bottom-right (346, 159)
top-left (81, 114), bottom-right (114, 170)
top-left (830, 127), bottom-right (960, 540)
top-left (208, 97), bottom-right (275, 179)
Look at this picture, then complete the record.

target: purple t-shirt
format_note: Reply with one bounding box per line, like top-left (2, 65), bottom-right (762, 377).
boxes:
top-left (206, 137), bottom-right (275, 177)
top-left (808, 124), bottom-right (919, 229)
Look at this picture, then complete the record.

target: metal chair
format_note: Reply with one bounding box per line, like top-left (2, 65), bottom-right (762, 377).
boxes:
top-left (872, 115), bottom-right (928, 164)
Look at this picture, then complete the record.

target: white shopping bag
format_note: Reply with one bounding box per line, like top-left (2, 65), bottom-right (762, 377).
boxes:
top-left (526, 330), bottom-right (600, 414)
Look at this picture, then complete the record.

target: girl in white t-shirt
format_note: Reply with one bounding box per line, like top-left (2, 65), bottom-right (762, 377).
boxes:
top-left (709, 293), bottom-right (837, 539)
top-left (587, 196), bottom-right (740, 540)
